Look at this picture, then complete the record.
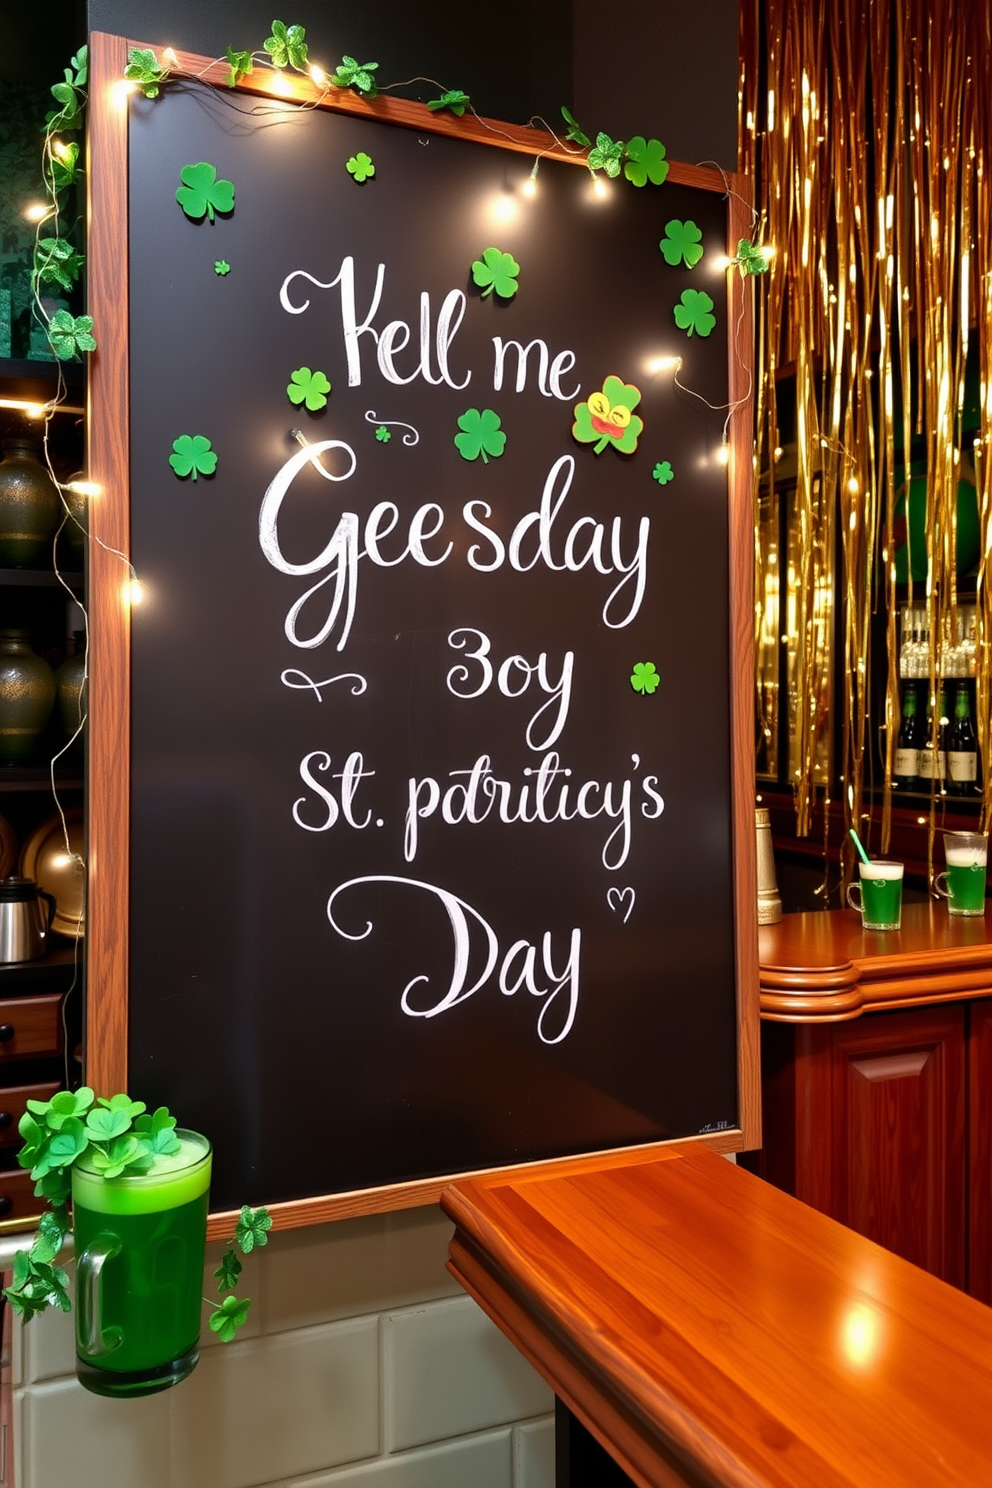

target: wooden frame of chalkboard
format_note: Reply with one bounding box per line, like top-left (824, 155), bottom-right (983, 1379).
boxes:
top-left (86, 32), bottom-right (759, 1236)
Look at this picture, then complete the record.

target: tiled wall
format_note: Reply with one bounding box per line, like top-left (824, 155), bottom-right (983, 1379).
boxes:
top-left (11, 1205), bottom-right (555, 1488)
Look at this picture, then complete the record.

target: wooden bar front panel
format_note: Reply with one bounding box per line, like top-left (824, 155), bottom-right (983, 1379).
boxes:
top-left (826, 1007), bottom-right (966, 1286)
top-left (968, 997), bottom-right (992, 1302)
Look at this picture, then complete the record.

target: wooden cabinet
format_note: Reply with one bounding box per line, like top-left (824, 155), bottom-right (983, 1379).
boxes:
top-left (751, 907), bottom-right (992, 1298)
top-left (754, 1006), bottom-right (968, 1287)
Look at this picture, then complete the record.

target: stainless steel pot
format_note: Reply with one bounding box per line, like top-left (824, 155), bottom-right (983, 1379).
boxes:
top-left (0, 876), bottom-right (56, 963)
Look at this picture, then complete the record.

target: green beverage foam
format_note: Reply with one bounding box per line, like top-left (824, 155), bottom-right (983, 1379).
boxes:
top-left (945, 847), bottom-right (987, 868)
top-left (72, 1131), bottom-right (211, 1215)
top-left (860, 862), bottom-right (903, 880)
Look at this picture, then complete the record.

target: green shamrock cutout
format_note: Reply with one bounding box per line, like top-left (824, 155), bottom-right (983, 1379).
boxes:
top-left (214, 260), bottom-right (231, 276)
top-left (588, 131), bottom-right (624, 178)
top-left (454, 408), bottom-right (506, 463)
top-left (375, 426), bottom-right (391, 443)
top-left (428, 89), bottom-right (470, 116)
top-left (660, 220), bottom-right (704, 269)
top-left (209, 1294), bottom-right (252, 1341)
top-left (235, 1204), bottom-right (273, 1253)
top-left (674, 289), bottom-right (716, 338)
top-left (264, 20), bottom-right (308, 71)
top-left (630, 662), bottom-right (660, 695)
top-left (734, 238), bottom-right (770, 276)
top-left (560, 105), bottom-right (591, 149)
top-left (287, 367), bottom-right (331, 411)
top-left (624, 137), bottom-right (669, 187)
top-left (653, 461), bottom-right (674, 485)
top-left (176, 162), bottom-right (235, 222)
top-left (332, 56), bottom-right (379, 98)
top-left (572, 376), bottom-right (644, 455)
top-left (226, 45), bottom-right (253, 88)
top-left (346, 152), bottom-right (375, 183)
top-left (471, 247), bottom-right (520, 299)
top-left (46, 310), bottom-right (96, 360)
top-left (169, 435), bottom-right (218, 481)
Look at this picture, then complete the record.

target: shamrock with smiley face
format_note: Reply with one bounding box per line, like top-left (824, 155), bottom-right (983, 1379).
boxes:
top-left (572, 375), bottom-right (644, 455)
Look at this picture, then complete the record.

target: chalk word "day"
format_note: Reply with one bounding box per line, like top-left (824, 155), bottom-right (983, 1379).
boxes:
top-left (327, 875), bottom-right (581, 1045)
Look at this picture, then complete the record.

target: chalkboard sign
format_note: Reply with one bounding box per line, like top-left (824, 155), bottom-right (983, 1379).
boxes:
top-left (87, 36), bottom-right (759, 1226)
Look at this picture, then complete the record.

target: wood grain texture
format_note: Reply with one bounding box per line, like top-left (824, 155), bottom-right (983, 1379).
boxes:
top-left (0, 995), bottom-right (64, 1060)
top-left (826, 1007), bottom-right (966, 1285)
top-left (759, 905), bottom-right (992, 1020)
top-left (746, 1007), bottom-right (973, 1292)
top-left (203, 1131), bottom-right (735, 1241)
top-left (725, 175), bottom-right (761, 1151)
top-left (967, 997), bottom-right (992, 1302)
top-left (86, 33), bottom-right (132, 1098)
top-left (443, 1148), bottom-right (992, 1488)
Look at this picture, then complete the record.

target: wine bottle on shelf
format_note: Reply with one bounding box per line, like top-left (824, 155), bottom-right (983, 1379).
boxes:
top-left (918, 685), bottom-right (948, 788)
top-left (946, 683), bottom-right (978, 796)
top-left (893, 683), bottom-right (923, 790)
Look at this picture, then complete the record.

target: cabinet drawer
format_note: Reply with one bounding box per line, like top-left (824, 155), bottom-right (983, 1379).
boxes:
top-left (0, 1081), bottom-right (59, 1147)
top-left (0, 995), bottom-right (63, 1060)
top-left (0, 1166), bottom-right (41, 1225)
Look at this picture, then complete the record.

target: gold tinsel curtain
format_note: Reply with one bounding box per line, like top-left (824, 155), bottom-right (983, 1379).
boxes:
top-left (741, 0), bottom-right (992, 876)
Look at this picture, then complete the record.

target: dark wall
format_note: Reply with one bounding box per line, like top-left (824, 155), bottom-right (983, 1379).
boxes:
top-left (87, 0), bottom-right (738, 168)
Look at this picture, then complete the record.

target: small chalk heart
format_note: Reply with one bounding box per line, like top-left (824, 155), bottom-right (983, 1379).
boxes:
top-left (607, 886), bottom-right (635, 924)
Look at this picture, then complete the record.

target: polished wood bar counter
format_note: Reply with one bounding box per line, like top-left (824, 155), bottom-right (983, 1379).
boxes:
top-left (443, 1147), bottom-right (992, 1488)
top-left (758, 903), bottom-right (992, 1020)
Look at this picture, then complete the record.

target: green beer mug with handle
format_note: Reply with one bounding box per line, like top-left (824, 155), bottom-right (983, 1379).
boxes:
top-left (72, 1129), bottom-right (212, 1398)
top-left (936, 831), bottom-right (988, 917)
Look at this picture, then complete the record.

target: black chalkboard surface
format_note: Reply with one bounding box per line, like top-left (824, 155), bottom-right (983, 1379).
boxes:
top-left (89, 42), bottom-right (756, 1219)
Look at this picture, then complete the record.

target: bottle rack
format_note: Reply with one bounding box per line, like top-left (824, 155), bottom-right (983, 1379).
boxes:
top-left (895, 604), bottom-right (980, 799)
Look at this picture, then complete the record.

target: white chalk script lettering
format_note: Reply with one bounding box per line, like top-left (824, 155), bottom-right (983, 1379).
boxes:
top-left (327, 875), bottom-right (581, 1044)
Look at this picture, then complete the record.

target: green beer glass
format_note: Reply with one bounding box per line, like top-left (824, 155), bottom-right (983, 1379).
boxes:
top-left (846, 861), bottom-right (903, 930)
top-left (71, 1129), bottom-right (212, 1398)
top-left (936, 831), bottom-right (988, 917)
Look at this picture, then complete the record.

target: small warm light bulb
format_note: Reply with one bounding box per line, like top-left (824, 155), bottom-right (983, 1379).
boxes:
top-left (113, 78), bottom-right (139, 106)
top-left (716, 440), bottom-right (730, 467)
top-left (847, 476), bottom-right (859, 495)
top-left (645, 354), bottom-right (681, 374)
top-left (52, 139), bottom-right (71, 161)
top-left (125, 578), bottom-right (144, 607)
top-left (491, 191), bottom-right (517, 224)
top-left (23, 202), bottom-right (50, 223)
top-left (269, 69), bottom-right (292, 96)
top-left (712, 253), bottom-right (733, 272)
top-left (309, 64), bottom-right (327, 87)
top-left (521, 159), bottom-right (539, 198)
top-left (25, 404), bottom-right (45, 421)
top-left (760, 244), bottom-right (776, 262)
top-left (773, 445), bottom-right (784, 462)
top-left (162, 47), bottom-right (178, 67)
top-left (590, 174), bottom-right (609, 200)
top-left (66, 479), bottom-right (101, 498)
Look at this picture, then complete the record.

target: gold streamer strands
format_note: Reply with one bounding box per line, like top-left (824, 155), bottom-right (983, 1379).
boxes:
top-left (741, 0), bottom-right (992, 891)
